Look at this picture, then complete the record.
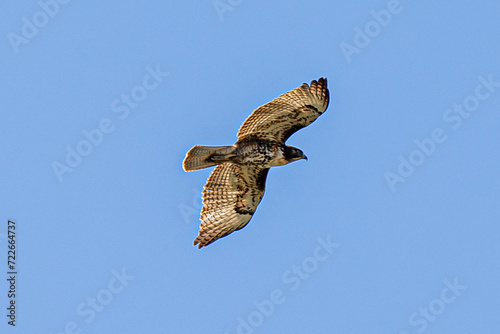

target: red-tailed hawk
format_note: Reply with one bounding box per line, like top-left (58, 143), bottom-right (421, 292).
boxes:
top-left (183, 78), bottom-right (330, 248)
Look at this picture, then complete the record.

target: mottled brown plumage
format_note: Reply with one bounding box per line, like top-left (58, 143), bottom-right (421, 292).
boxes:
top-left (183, 78), bottom-right (329, 248)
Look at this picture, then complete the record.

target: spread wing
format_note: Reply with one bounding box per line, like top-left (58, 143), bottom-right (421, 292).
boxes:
top-left (237, 78), bottom-right (329, 144)
top-left (193, 163), bottom-right (269, 248)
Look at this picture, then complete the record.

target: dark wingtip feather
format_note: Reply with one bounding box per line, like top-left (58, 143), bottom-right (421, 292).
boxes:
top-left (309, 77), bottom-right (329, 111)
top-left (193, 238), bottom-right (203, 249)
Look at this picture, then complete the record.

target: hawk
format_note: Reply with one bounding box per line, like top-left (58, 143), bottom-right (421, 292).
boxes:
top-left (183, 78), bottom-right (330, 248)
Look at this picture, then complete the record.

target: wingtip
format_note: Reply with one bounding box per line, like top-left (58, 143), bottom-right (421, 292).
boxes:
top-left (193, 236), bottom-right (208, 249)
top-left (315, 77), bottom-right (327, 86)
top-left (308, 77), bottom-right (328, 90)
top-left (308, 77), bottom-right (329, 111)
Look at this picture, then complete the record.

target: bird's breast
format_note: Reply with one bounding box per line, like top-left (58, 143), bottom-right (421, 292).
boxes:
top-left (235, 140), bottom-right (285, 167)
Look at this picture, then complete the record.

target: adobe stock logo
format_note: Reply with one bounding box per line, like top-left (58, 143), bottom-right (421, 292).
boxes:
top-left (398, 278), bottom-right (467, 334)
top-left (178, 188), bottom-right (202, 225)
top-left (213, 0), bottom-right (243, 22)
top-left (225, 236), bottom-right (340, 334)
top-left (7, 0), bottom-right (72, 53)
top-left (385, 74), bottom-right (500, 192)
top-left (339, 0), bottom-right (403, 63)
top-left (51, 268), bottom-right (134, 334)
top-left (52, 65), bottom-right (168, 182)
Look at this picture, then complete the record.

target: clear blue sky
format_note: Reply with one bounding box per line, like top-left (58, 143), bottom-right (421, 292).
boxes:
top-left (2, 1), bottom-right (500, 333)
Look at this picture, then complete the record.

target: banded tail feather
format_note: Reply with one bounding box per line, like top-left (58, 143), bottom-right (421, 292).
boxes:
top-left (182, 145), bottom-right (235, 171)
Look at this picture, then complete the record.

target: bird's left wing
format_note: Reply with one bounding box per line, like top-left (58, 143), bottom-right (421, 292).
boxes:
top-left (193, 163), bottom-right (269, 248)
top-left (237, 78), bottom-right (329, 144)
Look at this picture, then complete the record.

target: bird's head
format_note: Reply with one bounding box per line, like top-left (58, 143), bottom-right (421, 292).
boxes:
top-left (284, 145), bottom-right (308, 163)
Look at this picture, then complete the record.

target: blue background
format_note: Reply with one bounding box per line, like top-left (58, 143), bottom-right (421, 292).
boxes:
top-left (1, 1), bottom-right (499, 333)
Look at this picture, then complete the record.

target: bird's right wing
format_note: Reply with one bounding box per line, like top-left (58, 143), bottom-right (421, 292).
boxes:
top-left (237, 78), bottom-right (329, 144)
top-left (193, 163), bottom-right (269, 248)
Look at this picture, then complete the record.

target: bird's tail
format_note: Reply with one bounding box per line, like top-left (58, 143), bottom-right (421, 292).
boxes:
top-left (183, 145), bottom-right (235, 171)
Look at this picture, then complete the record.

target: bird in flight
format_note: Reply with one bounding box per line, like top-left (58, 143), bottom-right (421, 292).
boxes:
top-left (183, 78), bottom-right (330, 248)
